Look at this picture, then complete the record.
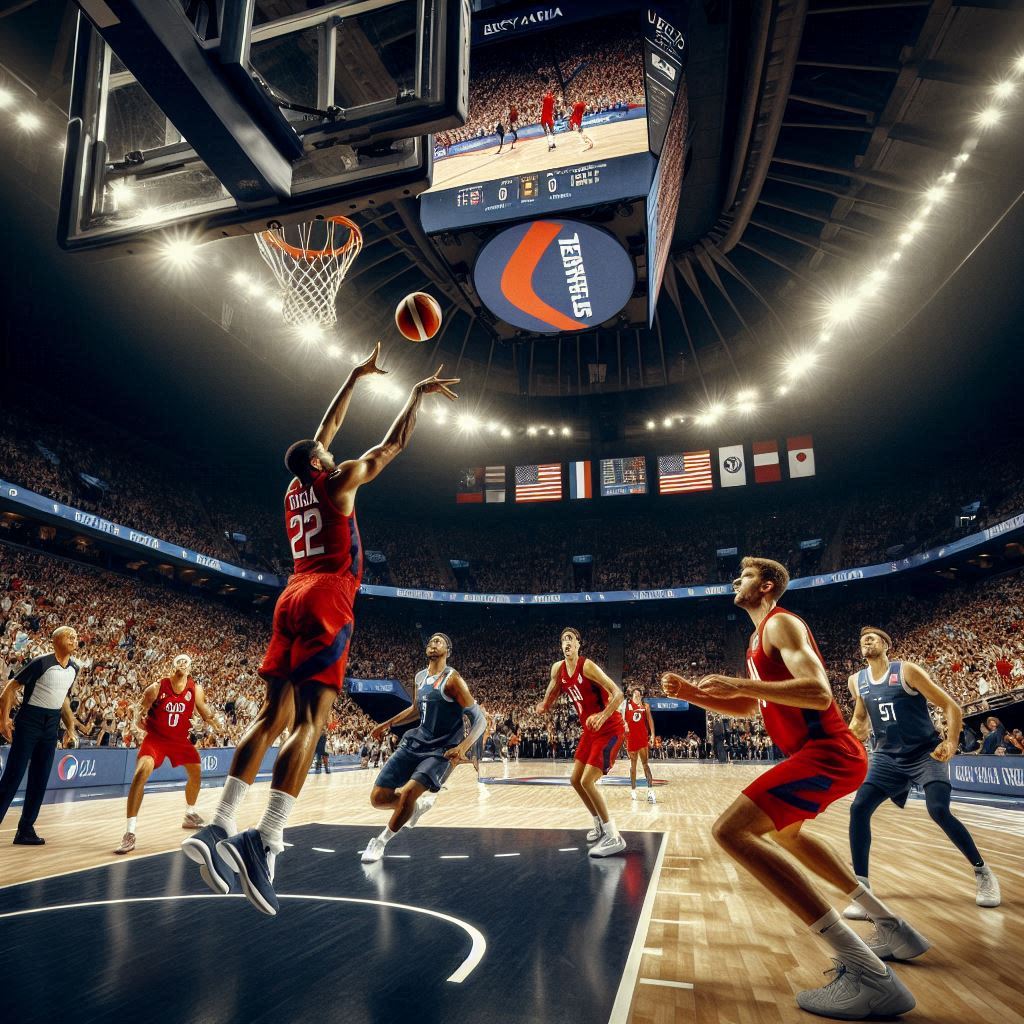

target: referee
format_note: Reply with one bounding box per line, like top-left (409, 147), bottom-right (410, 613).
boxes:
top-left (0, 626), bottom-right (81, 845)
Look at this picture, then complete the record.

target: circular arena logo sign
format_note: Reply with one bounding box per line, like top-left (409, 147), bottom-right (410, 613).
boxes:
top-left (57, 754), bottom-right (79, 781)
top-left (473, 220), bottom-right (635, 334)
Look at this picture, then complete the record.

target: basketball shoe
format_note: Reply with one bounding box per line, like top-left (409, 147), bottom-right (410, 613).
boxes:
top-left (182, 824), bottom-right (234, 895)
top-left (217, 829), bottom-right (280, 916)
top-left (796, 960), bottom-right (915, 1019)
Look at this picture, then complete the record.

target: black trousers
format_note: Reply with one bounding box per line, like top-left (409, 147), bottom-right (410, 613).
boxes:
top-left (0, 705), bottom-right (60, 831)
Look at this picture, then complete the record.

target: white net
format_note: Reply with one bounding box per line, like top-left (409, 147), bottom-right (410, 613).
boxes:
top-left (255, 216), bottom-right (363, 328)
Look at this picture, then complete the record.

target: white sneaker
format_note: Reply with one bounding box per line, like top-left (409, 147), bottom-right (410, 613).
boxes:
top-left (361, 837), bottom-right (387, 864)
top-left (586, 824), bottom-right (604, 843)
top-left (646, 789), bottom-right (657, 804)
top-left (796, 959), bottom-right (915, 1019)
top-left (865, 918), bottom-right (930, 961)
top-left (842, 900), bottom-right (869, 921)
top-left (589, 833), bottom-right (627, 858)
top-left (405, 792), bottom-right (436, 829)
top-left (630, 790), bottom-right (638, 801)
top-left (975, 865), bottom-right (1001, 907)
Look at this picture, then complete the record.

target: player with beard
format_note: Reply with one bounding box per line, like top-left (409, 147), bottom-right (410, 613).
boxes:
top-left (662, 557), bottom-right (922, 1019)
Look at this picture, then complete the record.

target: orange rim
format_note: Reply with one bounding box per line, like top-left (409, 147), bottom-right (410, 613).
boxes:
top-left (259, 215), bottom-right (362, 261)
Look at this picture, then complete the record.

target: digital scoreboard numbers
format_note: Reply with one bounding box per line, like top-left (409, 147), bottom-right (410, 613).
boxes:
top-left (600, 456), bottom-right (648, 497)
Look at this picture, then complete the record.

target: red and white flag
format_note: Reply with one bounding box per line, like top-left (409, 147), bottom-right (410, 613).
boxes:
top-left (787, 435), bottom-right (816, 478)
top-left (752, 440), bottom-right (781, 484)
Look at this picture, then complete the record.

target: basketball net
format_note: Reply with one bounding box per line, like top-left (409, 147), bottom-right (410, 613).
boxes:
top-left (255, 216), bottom-right (362, 328)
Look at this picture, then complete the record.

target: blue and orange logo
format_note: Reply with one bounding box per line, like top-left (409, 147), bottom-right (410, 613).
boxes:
top-left (57, 754), bottom-right (79, 781)
top-left (474, 220), bottom-right (634, 334)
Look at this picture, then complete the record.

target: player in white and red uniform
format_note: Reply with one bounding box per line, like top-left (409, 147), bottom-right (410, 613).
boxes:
top-left (663, 557), bottom-right (920, 1019)
top-left (536, 627), bottom-right (626, 857)
top-left (568, 99), bottom-right (593, 150)
top-left (114, 653), bottom-right (220, 855)
top-left (624, 687), bottom-right (656, 803)
top-left (184, 344), bottom-right (459, 915)
top-left (540, 88), bottom-right (557, 150)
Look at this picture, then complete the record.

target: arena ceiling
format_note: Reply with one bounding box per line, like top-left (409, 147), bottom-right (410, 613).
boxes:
top-left (1, 0), bottom-right (1023, 451)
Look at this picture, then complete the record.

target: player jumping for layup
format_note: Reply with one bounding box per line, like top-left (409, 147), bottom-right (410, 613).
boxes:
top-left (663, 558), bottom-right (921, 1019)
top-left (184, 344), bottom-right (458, 914)
top-left (624, 687), bottom-right (657, 803)
top-left (361, 632), bottom-right (486, 863)
top-left (536, 627), bottom-right (626, 857)
top-left (115, 654), bottom-right (221, 854)
top-left (844, 626), bottom-right (1000, 918)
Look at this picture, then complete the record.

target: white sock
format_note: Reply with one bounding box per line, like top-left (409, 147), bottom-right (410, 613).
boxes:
top-left (186, 804), bottom-right (196, 815)
top-left (212, 776), bottom-right (249, 834)
top-left (126, 817), bottom-right (137, 833)
top-left (812, 908), bottom-right (887, 976)
top-left (378, 827), bottom-right (398, 845)
top-left (257, 789), bottom-right (296, 855)
top-left (847, 881), bottom-right (897, 922)
top-left (604, 818), bottom-right (620, 839)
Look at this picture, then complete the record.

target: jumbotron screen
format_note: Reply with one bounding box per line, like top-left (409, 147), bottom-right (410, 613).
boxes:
top-left (419, 0), bottom-right (658, 233)
top-left (600, 456), bottom-right (648, 497)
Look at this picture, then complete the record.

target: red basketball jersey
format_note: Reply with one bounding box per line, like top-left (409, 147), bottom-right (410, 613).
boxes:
top-left (625, 699), bottom-right (649, 741)
top-left (559, 657), bottom-right (623, 735)
top-left (745, 607), bottom-right (849, 756)
top-left (147, 676), bottom-right (196, 743)
top-left (284, 469), bottom-right (363, 580)
top-left (571, 101), bottom-right (585, 122)
top-left (541, 93), bottom-right (555, 119)
top-left (509, 106), bottom-right (518, 124)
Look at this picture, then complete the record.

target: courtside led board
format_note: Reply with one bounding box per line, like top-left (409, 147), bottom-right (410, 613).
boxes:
top-left (473, 220), bottom-right (635, 334)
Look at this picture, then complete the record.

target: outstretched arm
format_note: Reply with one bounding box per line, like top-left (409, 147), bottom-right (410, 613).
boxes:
top-left (327, 366), bottom-right (459, 510)
top-left (661, 672), bottom-right (760, 718)
top-left (313, 342), bottom-right (387, 449)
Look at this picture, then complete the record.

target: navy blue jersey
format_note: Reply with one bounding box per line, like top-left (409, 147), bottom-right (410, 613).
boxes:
top-left (403, 666), bottom-right (465, 755)
top-left (856, 660), bottom-right (939, 760)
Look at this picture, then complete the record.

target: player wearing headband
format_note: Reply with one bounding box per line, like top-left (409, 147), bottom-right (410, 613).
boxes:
top-left (536, 627), bottom-right (627, 857)
top-left (115, 654), bottom-right (221, 854)
top-left (361, 632), bottom-right (486, 863)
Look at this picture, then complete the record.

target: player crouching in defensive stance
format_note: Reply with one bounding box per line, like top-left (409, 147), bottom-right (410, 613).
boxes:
top-left (663, 557), bottom-right (924, 1020)
top-left (361, 633), bottom-right (486, 863)
top-left (537, 627), bottom-right (627, 857)
top-left (116, 654), bottom-right (221, 854)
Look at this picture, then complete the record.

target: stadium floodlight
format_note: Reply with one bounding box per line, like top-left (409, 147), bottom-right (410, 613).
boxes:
top-left (818, 331), bottom-right (833, 344)
top-left (110, 180), bottom-right (135, 207)
top-left (458, 414), bottom-right (480, 432)
top-left (527, 426), bottom-right (538, 436)
top-left (645, 420), bottom-right (655, 430)
top-left (546, 428), bottom-right (555, 437)
top-left (993, 81), bottom-right (1016, 100)
top-left (778, 384), bottom-right (790, 396)
top-left (560, 426), bottom-right (571, 437)
top-left (786, 351), bottom-right (817, 379)
top-left (735, 388), bottom-right (758, 403)
top-left (708, 402), bottom-right (725, 418)
top-left (15, 110), bottom-right (42, 132)
top-left (974, 107), bottom-right (1002, 129)
top-left (486, 420), bottom-right (500, 433)
top-left (500, 427), bottom-right (511, 439)
top-left (662, 416), bottom-right (673, 428)
top-left (325, 343), bottom-right (342, 358)
top-left (955, 151), bottom-right (970, 164)
top-left (825, 292), bottom-right (863, 325)
top-left (265, 296), bottom-right (284, 315)
top-left (925, 183), bottom-right (947, 204)
top-left (1015, 53), bottom-right (1024, 74)
top-left (157, 235), bottom-right (202, 270)
top-left (297, 324), bottom-right (322, 345)
top-left (232, 270), bottom-right (252, 289)
top-left (0, 87), bottom-right (13, 108)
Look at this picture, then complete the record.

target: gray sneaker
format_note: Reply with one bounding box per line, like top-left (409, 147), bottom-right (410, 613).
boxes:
top-left (841, 900), bottom-right (869, 921)
top-left (588, 833), bottom-right (627, 858)
top-left (586, 824), bottom-right (603, 843)
top-left (866, 918), bottom-right (931, 961)
top-left (797, 959), bottom-right (915, 1020)
top-left (975, 865), bottom-right (1001, 908)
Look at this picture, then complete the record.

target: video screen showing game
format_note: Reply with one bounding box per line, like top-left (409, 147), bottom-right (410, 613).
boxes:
top-left (600, 456), bottom-right (648, 497)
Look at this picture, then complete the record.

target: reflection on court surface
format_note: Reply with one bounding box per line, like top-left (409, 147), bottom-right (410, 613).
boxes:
top-left (0, 823), bottom-right (665, 1024)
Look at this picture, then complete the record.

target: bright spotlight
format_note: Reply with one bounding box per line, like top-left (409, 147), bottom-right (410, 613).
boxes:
top-left (546, 428), bottom-right (555, 437)
top-left (975, 107), bottom-right (1003, 129)
top-left (825, 292), bottom-right (863, 324)
top-left (458, 414), bottom-right (480, 432)
top-left (265, 296), bottom-right (284, 315)
top-left (297, 324), bottom-right (323, 345)
top-left (662, 416), bottom-right (673, 428)
top-left (15, 111), bottom-right (42, 132)
top-left (232, 271), bottom-right (252, 289)
top-left (645, 419), bottom-right (655, 430)
top-left (158, 236), bottom-right (202, 269)
top-left (500, 427), bottom-right (511, 439)
top-left (735, 388), bottom-right (758, 403)
top-left (110, 180), bottom-right (135, 207)
top-left (955, 151), bottom-right (970, 164)
top-left (527, 426), bottom-right (538, 437)
top-left (890, 250), bottom-right (903, 262)
top-left (0, 88), bottom-right (13, 108)
top-left (925, 184), bottom-right (948, 203)
top-left (818, 331), bottom-right (833, 344)
top-left (560, 426), bottom-right (571, 437)
top-left (786, 351), bottom-right (817, 379)
top-left (993, 81), bottom-right (1016, 100)
top-left (326, 343), bottom-right (342, 358)
top-left (1015, 53), bottom-right (1024, 74)
top-left (708, 402), bottom-right (725, 418)
top-left (777, 384), bottom-right (790, 396)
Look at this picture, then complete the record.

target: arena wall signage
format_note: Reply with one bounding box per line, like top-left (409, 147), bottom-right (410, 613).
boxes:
top-left (948, 756), bottom-right (1024, 798)
top-left (473, 220), bottom-right (635, 333)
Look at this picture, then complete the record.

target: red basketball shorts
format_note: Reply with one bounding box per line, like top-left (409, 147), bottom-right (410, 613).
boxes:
top-left (259, 573), bottom-right (357, 692)
top-left (743, 732), bottom-right (867, 831)
top-left (575, 728), bottom-right (624, 775)
top-left (626, 730), bottom-right (650, 754)
top-left (139, 734), bottom-right (200, 768)
top-left (569, 116), bottom-right (583, 131)
top-left (542, 116), bottom-right (555, 132)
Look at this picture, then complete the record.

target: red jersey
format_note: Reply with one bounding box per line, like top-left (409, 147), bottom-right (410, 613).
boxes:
top-left (559, 657), bottom-right (623, 735)
top-left (745, 607), bottom-right (850, 756)
top-left (285, 468), bottom-right (363, 580)
top-left (509, 106), bottom-right (518, 124)
top-left (625, 699), bottom-right (649, 740)
top-left (147, 676), bottom-right (196, 743)
top-left (541, 92), bottom-right (555, 119)
top-left (570, 101), bottom-right (585, 123)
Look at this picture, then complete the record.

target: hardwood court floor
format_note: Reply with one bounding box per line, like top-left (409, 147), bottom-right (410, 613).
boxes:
top-left (1, 759), bottom-right (1019, 1024)
top-left (426, 117), bottom-right (650, 192)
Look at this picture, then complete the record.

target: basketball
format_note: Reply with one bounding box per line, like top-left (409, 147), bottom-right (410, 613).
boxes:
top-left (395, 292), bottom-right (442, 342)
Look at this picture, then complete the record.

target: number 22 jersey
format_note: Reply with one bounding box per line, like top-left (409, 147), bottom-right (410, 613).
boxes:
top-left (284, 468), bottom-right (363, 581)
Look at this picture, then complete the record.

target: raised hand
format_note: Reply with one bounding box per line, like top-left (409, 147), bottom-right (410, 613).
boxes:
top-left (413, 365), bottom-right (460, 402)
top-left (355, 340), bottom-right (388, 377)
top-left (661, 672), bottom-right (692, 699)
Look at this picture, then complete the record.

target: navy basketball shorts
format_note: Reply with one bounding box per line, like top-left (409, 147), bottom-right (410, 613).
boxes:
top-left (866, 749), bottom-right (950, 807)
top-left (374, 738), bottom-right (453, 794)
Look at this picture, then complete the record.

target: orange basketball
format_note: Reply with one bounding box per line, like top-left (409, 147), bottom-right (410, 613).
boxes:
top-left (395, 292), bottom-right (442, 342)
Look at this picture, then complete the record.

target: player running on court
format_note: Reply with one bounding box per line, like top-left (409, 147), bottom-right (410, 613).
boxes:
top-left (624, 687), bottom-right (656, 803)
top-left (115, 653), bottom-right (221, 854)
top-left (536, 627), bottom-right (627, 857)
top-left (540, 87), bottom-right (557, 151)
top-left (568, 100), bottom-right (594, 151)
top-left (844, 626), bottom-right (1000, 916)
top-left (662, 557), bottom-right (922, 1020)
top-left (361, 633), bottom-right (486, 863)
top-left (184, 344), bottom-right (458, 914)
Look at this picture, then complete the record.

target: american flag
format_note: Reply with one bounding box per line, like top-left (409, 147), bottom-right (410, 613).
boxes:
top-left (515, 463), bottom-right (562, 502)
top-left (658, 451), bottom-right (713, 494)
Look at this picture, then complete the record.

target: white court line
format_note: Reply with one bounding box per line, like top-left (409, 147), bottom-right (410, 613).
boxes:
top-left (440, 855), bottom-right (469, 860)
top-left (494, 852), bottom-right (520, 858)
top-left (608, 831), bottom-right (669, 1024)
top-left (662, 866), bottom-right (690, 871)
top-left (311, 848), bottom-right (335, 854)
top-left (558, 847), bottom-right (579, 852)
top-left (650, 918), bottom-right (696, 925)
top-left (0, 893), bottom-right (487, 983)
top-left (639, 978), bottom-right (694, 990)
top-left (385, 854), bottom-right (411, 859)
top-left (665, 855), bottom-right (703, 861)
top-left (642, 947), bottom-right (663, 956)
top-left (657, 890), bottom-right (701, 897)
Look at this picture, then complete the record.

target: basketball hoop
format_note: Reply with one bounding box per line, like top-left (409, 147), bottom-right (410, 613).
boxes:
top-left (255, 216), bottom-right (363, 328)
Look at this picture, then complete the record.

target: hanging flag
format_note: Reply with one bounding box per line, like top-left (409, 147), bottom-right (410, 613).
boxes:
top-left (569, 460), bottom-right (592, 499)
top-left (787, 435), bottom-right (816, 478)
top-left (752, 440), bottom-right (781, 484)
top-left (515, 463), bottom-right (563, 502)
top-left (658, 451), bottom-right (713, 494)
top-left (717, 445), bottom-right (747, 488)
top-left (456, 466), bottom-right (485, 504)
top-left (485, 465), bottom-right (506, 503)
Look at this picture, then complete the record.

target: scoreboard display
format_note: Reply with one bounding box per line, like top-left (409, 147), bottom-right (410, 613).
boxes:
top-left (600, 456), bottom-right (648, 497)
